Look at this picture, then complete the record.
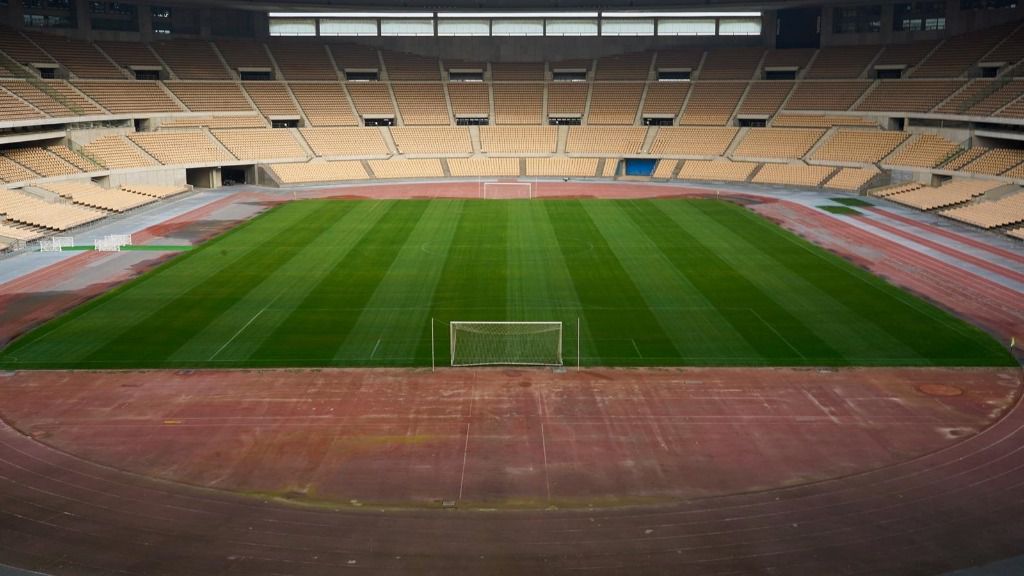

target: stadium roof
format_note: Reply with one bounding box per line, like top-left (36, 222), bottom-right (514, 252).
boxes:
top-left (179, 0), bottom-right (838, 12)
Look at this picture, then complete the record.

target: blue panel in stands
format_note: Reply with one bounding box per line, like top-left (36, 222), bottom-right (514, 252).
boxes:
top-left (625, 158), bottom-right (656, 176)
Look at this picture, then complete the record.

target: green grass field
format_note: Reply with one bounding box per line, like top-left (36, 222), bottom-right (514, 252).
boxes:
top-left (0, 198), bottom-right (1013, 369)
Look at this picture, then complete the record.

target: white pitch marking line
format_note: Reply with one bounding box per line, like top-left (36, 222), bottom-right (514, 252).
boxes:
top-left (458, 423), bottom-right (470, 502)
top-left (209, 308), bottom-right (267, 361)
top-left (370, 338), bottom-right (382, 359)
top-left (541, 422), bottom-right (551, 502)
top-left (631, 339), bottom-right (643, 358)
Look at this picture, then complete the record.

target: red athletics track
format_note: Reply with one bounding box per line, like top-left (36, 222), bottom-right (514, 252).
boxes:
top-left (0, 181), bottom-right (1021, 575)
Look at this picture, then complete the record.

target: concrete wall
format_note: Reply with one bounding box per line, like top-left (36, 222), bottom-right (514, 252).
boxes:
top-left (104, 167), bottom-right (186, 188)
top-left (821, 1), bottom-right (1024, 47)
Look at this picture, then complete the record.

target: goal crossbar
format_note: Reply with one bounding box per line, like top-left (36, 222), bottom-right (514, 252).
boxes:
top-left (450, 321), bottom-right (562, 367)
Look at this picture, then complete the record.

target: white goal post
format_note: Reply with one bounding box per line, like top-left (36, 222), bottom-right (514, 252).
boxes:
top-left (450, 321), bottom-right (562, 367)
top-left (481, 182), bottom-right (533, 199)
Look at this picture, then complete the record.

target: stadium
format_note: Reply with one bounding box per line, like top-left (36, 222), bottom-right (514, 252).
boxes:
top-left (0, 0), bottom-right (1022, 573)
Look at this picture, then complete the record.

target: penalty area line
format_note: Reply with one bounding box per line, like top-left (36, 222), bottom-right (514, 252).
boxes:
top-left (209, 308), bottom-right (267, 361)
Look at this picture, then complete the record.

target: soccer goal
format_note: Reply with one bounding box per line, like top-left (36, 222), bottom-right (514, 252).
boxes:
top-left (482, 182), bottom-right (533, 200)
top-left (94, 233), bottom-right (132, 252)
top-left (450, 321), bottom-right (562, 367)
top-left (38, 236), bottom-right (74, 252)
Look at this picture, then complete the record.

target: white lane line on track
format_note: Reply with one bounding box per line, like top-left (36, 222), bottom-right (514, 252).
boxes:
top-left (458, 423), bottom-right (470, 502)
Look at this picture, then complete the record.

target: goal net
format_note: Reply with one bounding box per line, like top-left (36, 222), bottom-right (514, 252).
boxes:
top-left (450, 321), bottom-right (562, 366)
top-left (482, 182), bottom-right (533, 199)
top-left (94, 233), bottom-right (132, 252)
top-left (38, 236), bottom-right (74, 252)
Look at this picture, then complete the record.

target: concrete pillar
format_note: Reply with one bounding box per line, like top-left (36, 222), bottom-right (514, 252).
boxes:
top-left (75, 0), bottom-right (91, 34)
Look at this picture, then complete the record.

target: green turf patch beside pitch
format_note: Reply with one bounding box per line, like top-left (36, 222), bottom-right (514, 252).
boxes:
top-left (830, 197), bottom-right (873, 207)
top-left (0, 198), bottom-right (1013, 369)
top-left (819, 205), bottom-right (862, 215)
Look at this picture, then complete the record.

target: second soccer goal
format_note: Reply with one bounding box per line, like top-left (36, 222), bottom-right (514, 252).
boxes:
top-left (449, 321), bottom-right (562, 367)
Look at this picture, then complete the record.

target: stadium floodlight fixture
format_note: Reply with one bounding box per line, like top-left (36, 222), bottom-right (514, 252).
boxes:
top-left (437, 12), bottom-right (599, 18)
top-left (269, 12), bottom-right (434, 18)
top-left (601, 11), bottom-right (762, 17)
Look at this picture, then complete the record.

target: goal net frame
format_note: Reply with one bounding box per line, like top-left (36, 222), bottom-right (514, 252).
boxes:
top-left (481, 182), bottom-right (534, 200)
top-left (38, 236), bottom-right (74, 252)
top-left (449, 321), bottom-right (562, 367)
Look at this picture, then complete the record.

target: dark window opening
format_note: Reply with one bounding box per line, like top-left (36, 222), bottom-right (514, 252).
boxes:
top-left (135, 69), bottom-right (160, 80)
top-left (765, 70), bottom-right (797, 80)
top-left (657, 70), bottom-right (691, 81)
top-left (449, 72), bottom-right (484, 82)
top-left (876, 68), bottom-right (904, 79)
top-left (345, 71), bottom-right (379, 82)
top-left (240, 71), bottom-right (272, 81)
top-left (271, 119), bottom-right (298, 128)
top-left (642, 117), bottom-right (674, 126)
top-left (456, 117), bottom-right (489, 126)
top-left (548, 117), bottom-right (581, 125)
top-left (737, 118), bottom-right (768, 127)
top-left (552, 71), bottom-right (587, 82)
top-left (364, 117), bottom-right (395, 126)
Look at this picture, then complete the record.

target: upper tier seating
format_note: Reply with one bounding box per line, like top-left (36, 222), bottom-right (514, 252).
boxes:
top-left (268, 40), bottom-right (336, 81)
top-left (0, 27), bottom-right (54, 70)
top-left (752, 164), bottom-right (836, 187)
top-left (738, 81), bottom-right (794, 116)
top-left (128, 131), bottom-right (236, 165)
top-left (289, 83), bottom-right (358, 126)
top-left (824, 167), bottom-right (879, 191)
top-left (73, 81), bottom-right (181, 114)
top-left (804, 46), bottom-right (880, 79)
top-left (215, 40), bottom-right (274, 71)
top-left (960, 148), bottom-right (1024, 176)
top-left (299, 127), bottom-right (389, 157)
top-left (887, 179), bottom-right (1001, 210)
top-left (656, 48), bottom-right (703, 72)
top-left (763, 48), bottom-right (815, 70)
top-left (447, 83), bottom-right (490, 118)
top-left (83, 135), bottom-right (158, 169)
top-left (330, 43), bottom-right (381, 73)
top-left (211, 129), bottom-right (307, 161)
top-left (3, 146), bottom-right (79, 177)
top-left (942, 147), bottom-right (989, 171)
top-left (479, 126), bottom-right (557, 154)
top-left (165, 82), bottom-right (252, 112)
top-left (594, 52), bottom-right (652, 81)
top-left (493, 83), bottom-right (543, 124)
top-left (242, 82), bottom-right (299, 117)
top-left (24, 32), bottom-right (122, 79)
top-left (0, 156), bottom-right (37, 183)
top-left (491, 63), bottom-right (545, 81)
top-left (885, 134), bottom-right (961, 168)
top-left (679, 82), bottom-right (746, 125)
top-left (875, 41), bottom-right (937, 70)
top-left (346, 83), bottom-right (395, 118)
top-left (784, 81), bottom-right (871, 111)
top-left (159, 116), bottom-right (266, 129)
top-left (810, 130), bottom-right (909, 164)
top-left (447, 157), bottom-right (520, 177)
top-left (856, 80), bottom-right (966, 113)
top-left (0, 80), bottom-right (102, 117)
top-left (368, 158), bottom-right (444, 179)
top-left (565, 127), bottom-right (646, 155)
top-left (48, 145), bottom-right (99, 171)
top-left (152, 40), bottom-right (230, 80)
top-left (649, 127), bottom-right (739, 157)
top-left (940, 190), bottom-right (1024, 229)
top-left (677, 159), bottom-right (757, 182)
top-left (547, 82), bottom-right (588, 117)
top-left (641, 82), bottom-right (688, 117)
top-left (699, 48), bottom-right (763, 80)
top-left (382, 50), bottom-right (440, 81)
top-left (939, 79), bottom-right (1024, 117)
top-left (270, 160), bottom-right (369, 184)
top-left (40, 180), bottom-right (155, 212)
top-left (733, 128), bottom-right (824, 160)
top-left (0, 87), bottom-right (45, 121)
top-left (390, 127), bottom-right (471, 155)
top-left (525, 157), bottom-right (599, 177)
top-left (392, 83), bottom-right (450, 125)
top-left (96, 41), bottom-right (162, 70)
top-left (587, 83), bottom-right (642, 125)
top-left (0, 188), bottom-right (105, 230)
top-left (772, 114), bottom-right (877, 128)
top-left (912, 25), bottom-right (1013, 78)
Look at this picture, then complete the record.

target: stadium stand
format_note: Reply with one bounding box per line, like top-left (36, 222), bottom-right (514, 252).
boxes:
top-left (215, 39), bottom-right (275, 72)
top-left (648, 127), bottom-right (739, 157)
top-left (811, 130), bottom-right (909, 164)
top-left (391, 83), bottom-right (450, 125)
top-left (960, 148), bottom-right (1024, 176)
top-left (752, 163), bottom-right (836, 187)
top-left (48, 145), bottom-right (99, 171)
top-left (941, 190), bottom-right (1024, 229)
top-left (164, 82), bottom-right (252, 112)
top-left (83, 135), bottom-right (159, 169)
top-left (699, 48), bottom-right (763, 80)
top-left (677, 159), bottom-right (758, 182)
top-left (783, 81), bottom-right (872, 111)
top-left (875, 40), bottom-right (937, 71)
top-left (0, 188), bottom-right (105, 230)
top-left (911, 25), bottom-right (1012, 78)
top-left (447, 157), bottom-right (521, 177)
top-left (242, 82), bottom-right (300, 117)
top-left (491, 62), bottom-right (545, 81)
top-left (0, 222), bottom-right (43, 242)
top-left (270, 160), bottom-right (369, 184)
top-left (73, 81), bottom-right (181, 114)
top-left (679, 82), bottom-right (746, 125)
top-left (211, 129), bottom-right (307, 161)
top-left (824, 167), bottom-right (880, 191)
top-left (479, 126), bottom-right (557, 154)
top-left (656, 47), bottom-right (704, 72)
top-left (267, 40), bottom-right (337, 81)
top-left (96, 40), bottom-right (163, 71)
top-left (299, 127), bottom-right (389, 157)
top-left (936, 79), bottom-right (1024, 116)
top-left (345, 83), bottom-right (396, 118)
top-left (885, 134), bottom-right (961, 168)
top-left (641, 82), bottom-right (688, 117)
top-left (160, 116), bottom-right (266, 129)
top-left (3, 147), bottom-right (79, 177)
top-left (390, 127), bottom-right (472, 155)
top-left (763, 48), bottom-right (815, 70)
top-left (595, 52), bottom-right (653, 81)
top-left (152, 40), bottom-right (230, 80)
top-left (289, 83), bottom-right (358, 126)
top-left (330, 43), bottom-right (381, 75)
top-left (652, 159), bottom-right (678, 179)
top-left (942, 147), bottom-right (989, 171)
top-left (733, 128), bottom-right (825, 160)
top-left (565, 126), bottom-right (647, 155)
top-left (0, 88), bottom-right (45, 121)
top-left (447, 83), bottom-right (490, 119)
top-left (1009, 227), bottom-right (1024, 240)
top-left (886, 179), bottom-right (1001, 210)
top-left (381, 50), bottom-right (441, 81)
top-left (0, 80), bottom-right (98, 117)
top-left (587, 83), bottom-right (643, 125)
top-left (547, 82), bottom-right (588, 118)
top-left (40, 180), bottom-right (155, 212)
top-left (772, 114), bottom-right (877, 128)
top-left (0, 156), bottom-right (37, 183)
top-left (22, 32), bottom-right (122, 79)
top-left (804, 46), bottom-right (880, 79)
top-left (128, 131), bottom-right (236, 165)
top-left (871, 181), bottom-right (923, 198)
top-left (368, 158), bottom-right (445, 179)
top-left (737, 81), bottom-right (794, 116)
top-left (493, 83), bottom-right (544, 124)
top-left (525, 157), bottom-right (599, 177)
top-left (0, 26), bottom-right (54, 70)
top-left (856, 80), bottom-right (966, 113)
top-left (119, 183), bottom-right (189, 198)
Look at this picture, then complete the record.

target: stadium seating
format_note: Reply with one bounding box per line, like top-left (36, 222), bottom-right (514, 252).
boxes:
top-left (152, 40), bottom-right (230, 80)
top-left (447, 157), bottom-right (520, 177)
top-left (887, 179), bottom-right (1000, 210)
top-left (679, 82), bottom-right (746, 125)
top-left (752, 164), bottom-right (836, 187)
top-left (824, 167), bottom-right (880, 191)
top-left (289, 83), bottom-right (358, 126)
top-left (493, 83), bottom-right (544, 124)
top-left (587, 83), bottom-right (643, 125)
top-left (0, 222), bottom-right (43, 242)
top-left (960, 148), bottom-right (1024, 176)
top-left (0, 80), bottom-right (101, 117)
top-left (3, 146), bottom-right (80, 177)
top-left (810, 130), bottom-right (909, 164)
top-left (119, 183), bottom-right (189, 198)
top-left (73, 81), bottom-right (181, 114)
top-left (0, 88), bottom-right (45, 121)
top-left (911, 25), bottom-right (1011, 78)
top-left (649, 127), bottom-right (739, 157)
top-left (165, 82), bottom-right (252, 112)
top-left (270, 160), bottom-right (369, 184)
top-left (479, 126), bottom-right (557, 154)
top-left (942, 147), bottom-right (989, 171)
top-left (525, 157), bottom-right (599, 177)
top-left (856, 80), bottom-right (966, 113)
top-left (0, 188), bottom-right (105, 230)
top-left (381, 50), bottom-right (440, 81)
top-left (392, 83), bottom-right (450, 125)
top-left (491, 63), bottom-right (545, 81)
top-left (268, 40), bottom-right (337, 81)
top-left (565, 127), bottom-right (646, 155)
top-left (211, 129), bottom-right (307, 161)
top-left (346, 83), bottom-right (396, 118)
top-left (242, 82), bottom-right (300, 117)
top-left (300, 127), bottom-right (389, 157)
top-left (159, 116), bottom-right (267, 129)
top-left (368, 158), bottom-right (445, 179)
top-left (547, 82), bottom-right (588, 118)
top-left (215, 39), bottom-right (274, 71)
top-left (83, 135), bottom-right (159, 169)
top-left (0, 156), bottom-right (38, 183)
top-left (40, 180), bottom-right (155, 212)
top-left (699, 48), bottom-right (763, 80)
top-left (871, 181), bottom-right (924, 198)
top-left (641, 82), bottom-right (688, 118)
top-left (772, 114), bottom-right (877, 128)
top-left (23, 32), bottom-right (122, 79)
top-left (128, 131), bottom-right (236, 165)
top-left (885, 134), bottom-right (961, 168)
top-left (595, 52), bottom-right (653, 81)
top-left (1008, 227), bottom-right (1024, 240)
top-left (677, 160), bottom-right (758, 182)
top-left (733, 128), bottom-right (825, 160)
top-left (390, 127), bottom-right (471, 155)
top-left (940, 190), bottom-right (1024, 229)
top-left (97, 40), bottom-right (163, 71)
top-left (804, 46), bottom-right (880, 79)
top-left (447, 83), bottom-right (490, 119)
top-left (48, 145), bottom-right (99, 171)
top-left (784, 81), bottom-right (871, 111)
top-left (652, 159), bottom-right (678, 179)
top-left (738, 81), bottom-right (794, 116)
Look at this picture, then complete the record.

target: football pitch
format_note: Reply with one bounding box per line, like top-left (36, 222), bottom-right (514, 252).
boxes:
top-left (0, 198), bottom-right (1013, 369)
